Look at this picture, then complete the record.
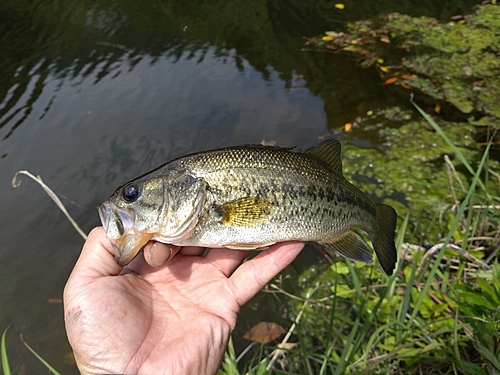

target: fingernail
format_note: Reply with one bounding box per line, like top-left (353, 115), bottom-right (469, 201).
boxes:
top-left (148, 243), bottom-right (169, 267)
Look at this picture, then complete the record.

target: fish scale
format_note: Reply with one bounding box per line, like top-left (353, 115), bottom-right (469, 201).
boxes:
top-left (98, 139), bottom-right (398, 275)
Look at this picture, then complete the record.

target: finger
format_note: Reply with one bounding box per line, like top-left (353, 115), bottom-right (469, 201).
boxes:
top-left (143, 242), bottom-right (181, 267)
top-left (66, 227), bottom-right (123, 284)
top-left (228, 242), bottom-right (305, 306)
top-left (205, 248), bottom-right (250, 277)
top-left (179, 246), bottom-right (206, 256)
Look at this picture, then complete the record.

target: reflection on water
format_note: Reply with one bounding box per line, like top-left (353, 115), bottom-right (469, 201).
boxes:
top-left (0, 0), bottom-right (482, 372)
top-left (0, 0), bottom-right (482, 140)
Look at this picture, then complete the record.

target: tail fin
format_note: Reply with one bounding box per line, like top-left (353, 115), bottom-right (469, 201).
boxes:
top-left (370, 204), bottom-right (398, 275)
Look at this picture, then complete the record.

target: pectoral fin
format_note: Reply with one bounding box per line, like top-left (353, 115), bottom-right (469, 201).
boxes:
top-left (320, 231), bottom-right (373, 264)
top-left (215, 197), bottom-right (274, 227)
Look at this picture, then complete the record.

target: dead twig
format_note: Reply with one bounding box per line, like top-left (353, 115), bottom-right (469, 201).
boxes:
top-left (12, 170), bottom-right (87, 240)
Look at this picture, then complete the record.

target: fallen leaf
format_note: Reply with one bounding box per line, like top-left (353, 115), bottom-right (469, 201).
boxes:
top-left (400, 83), bottom-right (411, 89)
top-left (384, 77), bottom-right (398, 85)
top-left (434, 103), bottom-right (442, 114)
top-left (401, 74), bottom-right (417, 80)
top-left (243, 322), bottom-right (285, 344)
top-left (380, 35), bottom-right (390, 43)
top-left (322, 35), bottom-right (334, 42)
top-left (344, 123), bottom-right (353, 132)
top-left (379, 66), bottom-right (389, 73)
top-left (334, 3), bottom-right (345, 9)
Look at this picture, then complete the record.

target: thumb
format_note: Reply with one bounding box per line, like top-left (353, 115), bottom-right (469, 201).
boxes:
top-left (67, 227), bottom-right (123, 284)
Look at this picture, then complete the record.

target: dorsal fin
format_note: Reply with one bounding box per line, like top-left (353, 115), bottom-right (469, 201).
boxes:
top-left (307, 139), bottom-right (343, 174)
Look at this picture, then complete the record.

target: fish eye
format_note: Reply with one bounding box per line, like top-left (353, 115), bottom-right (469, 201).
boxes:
top-left (122, 183), bottom-right (141, 203)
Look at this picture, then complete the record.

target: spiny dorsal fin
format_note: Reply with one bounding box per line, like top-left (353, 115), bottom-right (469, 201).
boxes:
top-left (307, 139), bottom-right (343, 174)
top-left (215, 197), bottom-right (274, 227)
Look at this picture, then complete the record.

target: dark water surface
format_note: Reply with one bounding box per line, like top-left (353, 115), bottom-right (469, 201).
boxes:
top-left (0, 0), bottom-right (481, 372)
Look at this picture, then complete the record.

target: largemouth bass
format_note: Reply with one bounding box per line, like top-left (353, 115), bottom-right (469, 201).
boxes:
top-left (98, 139), bottom-right (397, 274)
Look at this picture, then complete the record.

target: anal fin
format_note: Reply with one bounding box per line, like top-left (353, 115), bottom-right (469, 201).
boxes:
top-left (320, 231), bottom-right (373, 264)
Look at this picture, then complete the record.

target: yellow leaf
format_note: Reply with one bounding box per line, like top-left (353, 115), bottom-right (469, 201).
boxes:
top-left (334, 3), bottom-right (345, 9)
top-left (379, 66), bottom-right (389, 73)
top-left (344, 123), bottom-right (353, 132)
top-left (322, 35), bottom-right (334, 42)
top-left (434, 103), bottom-right (442, 114)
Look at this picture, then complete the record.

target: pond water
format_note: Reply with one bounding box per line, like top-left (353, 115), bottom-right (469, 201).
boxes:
top-left (0, 0), bottom-right (482, 372)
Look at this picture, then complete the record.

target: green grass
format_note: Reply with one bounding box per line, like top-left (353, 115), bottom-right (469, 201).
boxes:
top-left (1, 326), bottom-right (61, 375)
top-left (222, 103), bottom-right (500, 374)
top-left (1, 326), bottom-right (20, 375)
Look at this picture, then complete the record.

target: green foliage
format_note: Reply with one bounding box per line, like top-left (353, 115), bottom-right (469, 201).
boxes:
top-left (387, 5), bottom-right (500, 120)
top-left (310, 3), bottom-right (500, 126)
top-left (340, 104), bottom-right (499, 246)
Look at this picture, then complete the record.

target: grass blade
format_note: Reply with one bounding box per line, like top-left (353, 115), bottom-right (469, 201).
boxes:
top-left (20, 334), bottom-right (61, 375)
top-left (333, 318), bottom-right (360, 375)
top-left (1, 326), bottom-right (11, 375)
top-left (410, 99), bottom-right (488, 196)
top-left (409, 122), bottom-right (492, 323)
top-left (10, 364), bottom-right (20, 375)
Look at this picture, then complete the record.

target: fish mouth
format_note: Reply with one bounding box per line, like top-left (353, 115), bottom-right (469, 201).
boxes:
top-left (97, 202), bottom-right (152, 266)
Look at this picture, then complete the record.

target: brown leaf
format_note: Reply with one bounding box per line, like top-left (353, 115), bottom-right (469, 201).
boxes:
top-left (243, 322), bottom-right (285, 344)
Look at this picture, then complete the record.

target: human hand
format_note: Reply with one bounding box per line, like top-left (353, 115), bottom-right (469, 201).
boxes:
top-left (63, 227), bottom-right (304, 375)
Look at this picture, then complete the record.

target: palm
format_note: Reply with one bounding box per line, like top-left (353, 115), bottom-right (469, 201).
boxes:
top-left (64, 228), bottom-right (304, 375)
